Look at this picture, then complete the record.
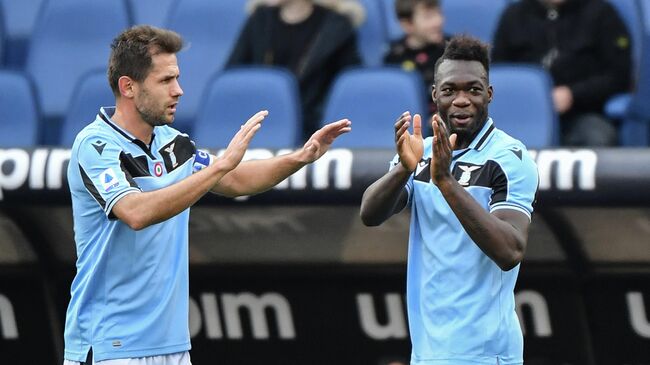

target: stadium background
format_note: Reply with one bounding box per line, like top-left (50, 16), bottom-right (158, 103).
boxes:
top-left (0, 1), bottom-right (649, 364)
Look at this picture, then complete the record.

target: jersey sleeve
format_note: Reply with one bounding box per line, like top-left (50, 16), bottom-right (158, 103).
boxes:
top-left (489, 146), bottom-right (539, 220)
top-left (76, 137), bottom-right (141, 218)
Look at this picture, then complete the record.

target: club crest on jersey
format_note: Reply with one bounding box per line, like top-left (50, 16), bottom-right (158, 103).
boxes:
top-left (164, 142), bottom-right (178, 168)
top-left (99, 168), bottom-right (120, 192)
top-left (153, 162), bottom-right (164, 177)
top-left (458, 165), bottom-right (481, 186)
top-left (160, 137), bottom-right (194, 173)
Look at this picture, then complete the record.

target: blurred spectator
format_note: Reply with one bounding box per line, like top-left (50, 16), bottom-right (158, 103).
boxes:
top-left (492, 0), bottom-right (632, 147)
top-left (384, 0), bottom-right (448, 121)
top-left (228, 0), bottom-right (363, 140)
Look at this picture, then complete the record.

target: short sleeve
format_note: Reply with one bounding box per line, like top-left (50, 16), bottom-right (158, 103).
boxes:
top-left (76, 137), bottom-right (141, 217)
top-left (489, 146), bottom-right (538, 220)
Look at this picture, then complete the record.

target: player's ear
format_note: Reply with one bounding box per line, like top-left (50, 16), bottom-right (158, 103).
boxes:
top-left (431, 85), bottom-right (437, 102)
top-left (118, 76), bottom-right (135, 99)
top-left (487, 85), bottom-right (493, 103)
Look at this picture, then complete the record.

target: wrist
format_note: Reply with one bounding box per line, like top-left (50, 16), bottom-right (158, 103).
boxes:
top-left (394, 163), bottom-right (414, 177)
top-left (399, 160), bottom-right (416, 172)
top-left (433, 173), bottom-right (455, 190)
top-left (211, 156), bottom-right (235, 174)
top-left (290, 148), bottom-right (312, 166)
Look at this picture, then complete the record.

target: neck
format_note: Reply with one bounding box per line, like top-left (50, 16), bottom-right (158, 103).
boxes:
top-left (280, 0), bottom-right (314, 24)
top-left (111, 103), bottom-right (154, 145)
top-left (451, 118), bottom-right (487, 150)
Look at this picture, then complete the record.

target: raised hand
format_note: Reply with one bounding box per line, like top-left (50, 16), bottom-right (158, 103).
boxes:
top-left (300, 118), bottom-right (352, 163)
top-left (219, 110), bottom-right (267, 171)
top-left (395, 112), bottom-right (424, 171)
top-left (430, 114), bottom-right (457, 184)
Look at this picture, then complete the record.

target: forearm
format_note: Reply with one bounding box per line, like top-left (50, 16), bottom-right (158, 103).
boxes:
top-left (360, 165), bottom-right (411, 226)
top-left (114, 160), bottom-right (233, 230)
top-left (436, 177), bottom-right (526, 271)
top-left (212, 150), bottom-right (309, 197)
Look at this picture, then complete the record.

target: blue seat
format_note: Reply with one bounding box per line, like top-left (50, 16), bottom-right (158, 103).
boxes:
top-left (617, 33), bottom-right (650, 146)
top-left (358, 0), bottom-right (389, 66)
top-left (61, 70), bottom-right (115, 147)
top-left (378, 0), bottom-right (405, 41)
top-left (489, 64), bottom-right (559, 148)
top-left (0, 5), bottom-right (4, 66)
top-left (442, 0), bottom-right (508, 43)
top-left (322, 67), bottom-right (426, 148)
top-left (639, 0), bottom-right (650, 33)
top-left (0, 71), bottom-right (39, 147)
top-left (192, 67), bottom-right (302, 149)
top-left (0, 0), bottom-right (45, 68)
top-left (604, 0), bottom-right (650, 145)
top-left (126, 0), bottom-right (175, 27)
top-left (25, 0), bottom-right (130, 145)
top-left (166, 0), bottom-right (248, 134)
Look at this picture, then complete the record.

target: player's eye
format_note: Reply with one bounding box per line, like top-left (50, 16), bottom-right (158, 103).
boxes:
top-left (440, 88), bottom-right (453, 96)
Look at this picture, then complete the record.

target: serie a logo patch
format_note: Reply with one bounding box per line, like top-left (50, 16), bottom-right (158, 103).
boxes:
top-left (99, 168), bottom-right (120, 192)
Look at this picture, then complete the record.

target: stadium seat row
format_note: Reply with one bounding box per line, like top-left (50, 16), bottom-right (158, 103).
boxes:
top-left (0, 0), bottom-right (512, 69)
top-left (0, 0), bottom-right (648, 146)
top-left (1, 0), bottom-right (639, 67)
top-left (0, 64), bottom-right (558, 149)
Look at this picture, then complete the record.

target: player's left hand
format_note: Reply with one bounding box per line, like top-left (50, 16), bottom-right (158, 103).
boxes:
top-left (430, 114), bottom-right (457, 184)
top-left (299, 119), bottom-right (352, 163)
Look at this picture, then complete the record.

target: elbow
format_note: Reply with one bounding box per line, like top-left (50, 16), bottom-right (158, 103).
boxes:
top-left (497, 249), bottom-right (524, 272)
top-left (111, 192), bottom-right (159, 231)
top-left (124, 217), bottom-right (148, 231)
top-left (498, 260), bottom-right (519, 272)
top-left (359, 205), bottom-right (383, 227)
top-left (360, 212), bottom-right (382, 227)
top-left (127, 220), bottom-right (147, 231)
top-left (120, 211), bottom-right (150, 231)
top-left (359, 197), bottom-right (385, 226)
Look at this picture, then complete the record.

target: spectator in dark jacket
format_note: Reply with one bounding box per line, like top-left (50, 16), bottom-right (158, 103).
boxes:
top-left (384, 0), bottom-right (448, 120)
top-left (227, 0), bottom-right (362, 142)
top-left (492, 0), bottom-right (632, 146)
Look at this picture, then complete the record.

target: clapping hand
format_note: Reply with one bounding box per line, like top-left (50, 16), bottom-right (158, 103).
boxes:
top-left (395, 112), bottom-right (424, 171)
top-left (300, 118), bottom-right (352, 163)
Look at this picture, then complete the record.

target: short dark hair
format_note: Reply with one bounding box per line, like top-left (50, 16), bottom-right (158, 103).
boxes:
top-left (394, 0), bottom-right (440, 21)
top-left (434, 35), bottom-right (490, 84)
top-left (108, 25), bottom-right (184, 96)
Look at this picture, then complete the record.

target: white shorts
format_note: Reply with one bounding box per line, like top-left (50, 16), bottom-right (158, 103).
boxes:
top-left (63, 351), bottom-right (191, 365)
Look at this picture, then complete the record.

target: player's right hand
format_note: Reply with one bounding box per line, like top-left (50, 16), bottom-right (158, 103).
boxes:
top-left (395, 111), bottom-right (423, 171)
top-left (219, 110), bottom-right (267, 171)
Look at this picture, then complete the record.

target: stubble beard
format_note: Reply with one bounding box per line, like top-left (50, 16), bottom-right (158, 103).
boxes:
top-left (137, 106), bottom-right (168, 127)
top-left (136, 89), bottom-right (169, 127)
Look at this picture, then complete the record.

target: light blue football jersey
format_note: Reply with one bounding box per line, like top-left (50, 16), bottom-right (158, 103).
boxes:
top-left (64, 107), bottom-right (210, 362)
top-left (390, 118), bottom-right (538, 365)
